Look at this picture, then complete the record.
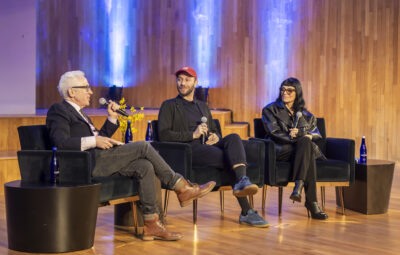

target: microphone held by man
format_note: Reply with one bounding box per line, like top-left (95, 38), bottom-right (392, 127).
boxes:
top-left (99, 97), bottom-right (129, 117)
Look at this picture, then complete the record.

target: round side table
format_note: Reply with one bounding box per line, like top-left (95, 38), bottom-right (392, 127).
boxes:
top-left (5, 180), bottom-right (100, 253)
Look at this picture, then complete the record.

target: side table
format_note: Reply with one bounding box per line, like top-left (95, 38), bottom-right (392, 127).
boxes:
top-left (340, 159), bottom-right (395, 214)
top-left (5, 180), bottom-right (100, 253)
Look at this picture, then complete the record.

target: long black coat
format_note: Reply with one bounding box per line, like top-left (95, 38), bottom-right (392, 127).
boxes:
top-left (261, 101), bottom-right (325, 160)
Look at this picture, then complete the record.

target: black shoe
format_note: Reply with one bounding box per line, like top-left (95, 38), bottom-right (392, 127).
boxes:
top-left (305, 201), bottom-right (328, 220)
top-left (289, 180), bottom-right (304, 203)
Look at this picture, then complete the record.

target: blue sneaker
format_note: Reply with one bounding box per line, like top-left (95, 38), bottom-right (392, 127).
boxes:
top-left (239, 209), bottom-right (270, 227)
top-left (233, 176), bottom-right (258, 197)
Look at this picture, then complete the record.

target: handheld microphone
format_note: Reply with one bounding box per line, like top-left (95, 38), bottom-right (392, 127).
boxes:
top-left (99, 98), bottom-right (129, 117)
top-left (290, 112), bottom-right (302, 140)
top-left (293, 112), bottom-right (302, 128)
top-left (201, 116), bottom-right (208, 144)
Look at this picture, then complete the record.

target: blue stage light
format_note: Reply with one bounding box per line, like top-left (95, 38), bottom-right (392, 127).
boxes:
top-left (261, 0), bottom-right (297, 102)
top-left (190, 0), bottom-right (221, 88)
top-left (105, 0), bottom-right (134, 87)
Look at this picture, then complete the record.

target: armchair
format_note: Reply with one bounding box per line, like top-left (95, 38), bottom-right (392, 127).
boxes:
top-left (252, 118), bottom-right (355, 215)
top-left (151, 119), bottom-right (265, 224)
top-left (17, 125), bottom-right (147, 234)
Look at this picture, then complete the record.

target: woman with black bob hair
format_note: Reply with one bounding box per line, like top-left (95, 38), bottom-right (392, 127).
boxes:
top-left (261, 77), bottom-right (328, 220)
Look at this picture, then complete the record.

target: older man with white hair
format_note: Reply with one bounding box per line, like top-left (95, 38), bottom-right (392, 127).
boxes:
top-left (46, 70), bottom-right (215, 241)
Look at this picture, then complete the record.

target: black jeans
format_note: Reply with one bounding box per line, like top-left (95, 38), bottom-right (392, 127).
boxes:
top-left (191, 134), bottom-right (252, 214)
top-left (191, 133), bottom-right (246, 169)
top-left (93, 141), bottom-right (182, 215)
top-left (276, 136), bottom-right (317, 203)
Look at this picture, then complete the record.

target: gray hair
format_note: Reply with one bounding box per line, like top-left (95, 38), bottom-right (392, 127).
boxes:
top-left (57, 70), bottom-right (86, 98)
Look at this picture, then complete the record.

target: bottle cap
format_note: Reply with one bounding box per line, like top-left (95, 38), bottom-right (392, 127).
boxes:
top-left (52, 147), bottom-right (57, 151)
top-left (148, 120), bottom-right (151, 123)
top-left (362, 136), bottom-right (365, 138)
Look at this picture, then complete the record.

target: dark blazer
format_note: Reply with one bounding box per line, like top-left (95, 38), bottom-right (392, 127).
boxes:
top-left (46, 100), bottom-right (119, 150)
top-left (262, 101), bottom-right (325, 159)
top-left (158, 96), bottom-right (220, 142)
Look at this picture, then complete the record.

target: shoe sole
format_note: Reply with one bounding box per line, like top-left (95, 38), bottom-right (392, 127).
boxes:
top-left (233, 184), bottom-right (258, 197)
top-left (290, 194), bottom-right (301, 203)
top-left (239, 221), bottom-right (270, 228)
top-left (179, 182), bottom-right (216, 207)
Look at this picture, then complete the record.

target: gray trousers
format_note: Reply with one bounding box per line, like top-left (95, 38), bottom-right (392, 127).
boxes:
top-left (92, 141), bottom-right (182, 214)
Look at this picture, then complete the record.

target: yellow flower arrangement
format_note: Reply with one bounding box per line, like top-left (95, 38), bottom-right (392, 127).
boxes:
top-left (118, 97), bottom-right (145, 141)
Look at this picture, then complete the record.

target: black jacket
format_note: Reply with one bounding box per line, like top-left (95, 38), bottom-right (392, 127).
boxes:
top-left (262, 101), bottom-right (325, 159)
top-left (158, 96), bottom-right (220, 142)
top-left (46, 100), bottom-right (119, 150)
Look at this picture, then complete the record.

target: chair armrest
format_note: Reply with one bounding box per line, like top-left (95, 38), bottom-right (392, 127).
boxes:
top-left (151, 141), bottom-right (192, 180)
top-left (249, 137), bottom-right (277, 186)
top-left (326, 138), bottom-right (355, 183)
top-left (57, 151), bottom-right (92, 184)
top-left (242, 139), bottom-right (265, 187)
top-left (17, 150), bottom-right (92, 185)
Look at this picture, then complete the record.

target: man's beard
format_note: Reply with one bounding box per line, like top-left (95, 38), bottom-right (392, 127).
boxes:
top-left (178, 85), bottom-right (195, 97)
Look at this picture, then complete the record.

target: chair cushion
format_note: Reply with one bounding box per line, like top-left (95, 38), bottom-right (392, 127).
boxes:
top-left (93, 175), bottom-right (139, 203)
top-left (272, 159), bottom-right (350, 185)
top-left (316, 159), bottom-right (350, 182)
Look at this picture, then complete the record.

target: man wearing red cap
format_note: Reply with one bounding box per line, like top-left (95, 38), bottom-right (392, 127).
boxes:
top-left (157, 66), bottom-right (269, 227)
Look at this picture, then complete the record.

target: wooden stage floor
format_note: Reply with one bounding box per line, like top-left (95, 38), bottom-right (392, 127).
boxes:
top-left (1, 166), bottom-right (399, 255)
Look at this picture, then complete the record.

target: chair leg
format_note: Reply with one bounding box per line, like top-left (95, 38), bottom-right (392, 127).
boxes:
top-left (219, 190), bottom-right (224, 213)
top-left (163, 189), bottom-right (170, 217)
top-left (320, 186), bottom-right (326, 211)
top-left (193, 199), bottom-right (198, 224)
top-left (262, 184), bottom-right (267, 212)
top-left (249, 195), bottom-right (254, 208)
top-left (278, 187), bottom-right (283, 216)
top-left (337, 187), bottom-right (345, 215)
top-left (132, 201), bottom-right (143, 235)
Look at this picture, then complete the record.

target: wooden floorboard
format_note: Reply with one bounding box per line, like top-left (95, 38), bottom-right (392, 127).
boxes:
top-left (1, 166), bottom-right (399, 255)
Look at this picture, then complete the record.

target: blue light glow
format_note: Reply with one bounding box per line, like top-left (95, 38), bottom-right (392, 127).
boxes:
top-left (261, 0), bottom-right (297, 102)
top-left (190, 0), bottom-right (221, 88)
top-left (105, 0), bottom-right (134, 87)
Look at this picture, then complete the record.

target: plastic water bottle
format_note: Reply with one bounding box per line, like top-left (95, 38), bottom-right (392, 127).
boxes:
top-left (359, 136), bottom-right (367, 164)
top-left (125, 121), bottom-right (132, 143)
top-left (145, 121), bottom-right (153, 141)
top-left (50, 147), bottom-right (59, 184)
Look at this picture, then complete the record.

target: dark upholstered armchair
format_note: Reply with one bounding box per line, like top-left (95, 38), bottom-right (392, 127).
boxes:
top-left (252, 118), bottom-right (355, 215)
top-left (151, 119), bottom-right (265, 224)
top-left (17, 125), bottom-right (147, 234)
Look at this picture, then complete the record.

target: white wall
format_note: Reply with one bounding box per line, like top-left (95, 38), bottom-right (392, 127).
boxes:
top-left (0, 0), bottom-right (36, 114)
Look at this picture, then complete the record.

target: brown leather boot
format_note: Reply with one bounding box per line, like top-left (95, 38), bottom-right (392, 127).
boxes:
top-left (174, 179), bottom-right (216, 207)
top-left (142, 214), bottom-right (183, 241)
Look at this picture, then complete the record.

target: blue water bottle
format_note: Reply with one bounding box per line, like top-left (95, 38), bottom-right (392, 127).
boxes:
top-left (145, 121), bottom-right (153, 141)
top-left (50, 147), bottom-right (59, 184)
top-left (125, 121), bottom-right (133, 143)
top-left (359, 136), bottom-right (367, 164)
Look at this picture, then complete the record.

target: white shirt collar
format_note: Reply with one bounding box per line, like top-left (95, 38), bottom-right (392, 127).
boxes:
top-left (65, 100), bottom-right (82, 113)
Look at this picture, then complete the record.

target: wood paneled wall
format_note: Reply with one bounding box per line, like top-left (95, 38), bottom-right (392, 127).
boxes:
top-left (36, 0), bottom-right (400, 162)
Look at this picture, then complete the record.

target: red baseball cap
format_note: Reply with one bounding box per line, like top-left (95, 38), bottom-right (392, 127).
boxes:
top-left (175, 66), bottom-right (197, 79)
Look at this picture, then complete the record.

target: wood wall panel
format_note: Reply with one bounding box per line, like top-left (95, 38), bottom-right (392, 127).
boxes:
top-left (36, 0), bottom-right (400, 163)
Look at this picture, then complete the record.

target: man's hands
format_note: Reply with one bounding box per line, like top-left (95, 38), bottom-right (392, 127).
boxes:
top-left (107, 100), bottom-right (120, 119)
top-left (193, 123), bottom-right (219, 145)
top-left (96, 136), bottom-right (123, 149)
top-left (206, 132), bottom-right (219, 145)
top-left (193, 123), bottom-right (208, 139)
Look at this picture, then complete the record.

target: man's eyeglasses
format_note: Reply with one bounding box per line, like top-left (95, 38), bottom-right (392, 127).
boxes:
top-left (280, 88), bottom-right (296, 95)
top-left (72, 86), bottom-right (92, 92)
